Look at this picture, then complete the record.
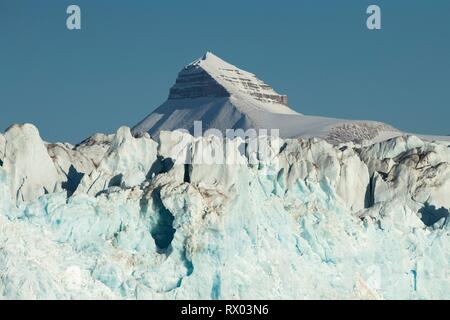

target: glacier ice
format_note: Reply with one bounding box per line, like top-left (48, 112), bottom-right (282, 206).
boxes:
top-left (1, 124), bottom-right (450, 299)
top-left (2, 124), bottom-right (60, 203)
top-left (74, 127), bottom-right (158, 196)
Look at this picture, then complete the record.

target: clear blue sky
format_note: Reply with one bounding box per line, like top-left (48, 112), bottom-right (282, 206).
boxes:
top-left (1, 0), bottom-right (449, 142)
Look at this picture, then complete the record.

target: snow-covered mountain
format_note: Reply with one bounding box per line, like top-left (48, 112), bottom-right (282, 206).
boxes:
top-left (132, 52), bottom-right (400, 144)
top-left (1, 53), bottom-right (450, 300)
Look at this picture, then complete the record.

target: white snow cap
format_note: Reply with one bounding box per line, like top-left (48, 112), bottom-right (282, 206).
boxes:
top-left (132, 52), bottom-right (402, 143)
top-left (173, 51), bottom-right (295, 112)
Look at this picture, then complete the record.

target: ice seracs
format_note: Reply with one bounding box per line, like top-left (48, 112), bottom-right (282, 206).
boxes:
top-left (1, 122), bottom-right (450, 299)
top-left (2, 124), bottom-right (60, 203)
top-left (132, 52), bottom-right (400, 144)
top-left (360, 135), bottom-right (450, 226)
top-left (75, 127), bottom-right (158, 196)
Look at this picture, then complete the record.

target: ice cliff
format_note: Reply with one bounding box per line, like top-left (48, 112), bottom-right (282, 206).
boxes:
top-left (1, 124), bottom-right (450, 299)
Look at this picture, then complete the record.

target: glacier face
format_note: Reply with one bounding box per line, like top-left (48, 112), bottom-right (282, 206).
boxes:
top-left (1, 124), bottom-right (450, 299)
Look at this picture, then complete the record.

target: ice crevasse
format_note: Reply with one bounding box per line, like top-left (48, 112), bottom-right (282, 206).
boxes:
top-left (0, 124), bottom-right (450, 299)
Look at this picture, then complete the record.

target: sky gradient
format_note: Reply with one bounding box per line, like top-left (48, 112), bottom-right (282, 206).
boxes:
top-left (1, 0), bottom-right (449, 142)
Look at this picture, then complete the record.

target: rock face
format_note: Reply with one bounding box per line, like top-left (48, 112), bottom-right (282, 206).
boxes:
top-left (132, 52), bottom-right (400, 144)
top-left (169, 66), bottom-right (230, 100)
top-left (168, 52), bottom-right (289, 106)
top-left (1, 123), bottom-right (450, 299)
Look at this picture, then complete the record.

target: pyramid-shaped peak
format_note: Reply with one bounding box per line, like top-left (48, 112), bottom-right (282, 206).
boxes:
top-left (173, 52), bottom-right (290, 107)
top-left (200, 51), bottom-right (233, 66)
top-left (133, 54), bottom-right (397, 144)
top-left (186, 51), bottom-right (235, 70)
top-left (201, 51), bottom-right (217, 60)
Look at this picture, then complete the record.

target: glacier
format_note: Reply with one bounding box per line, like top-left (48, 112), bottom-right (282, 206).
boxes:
top-left (1, 123), bottom-right (450, 299)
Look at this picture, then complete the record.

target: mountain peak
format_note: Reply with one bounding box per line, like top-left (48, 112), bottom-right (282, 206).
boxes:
top-left (201, 51), bottom-right (218, 61)
top-left (199, 51), bottom-right (236, 70)
top-left (186, 51), bottom-right (238, 73)
top-left (133, 53), bottom-right (401, 143)
top-left (172, 52), bottom-right (290, 108)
